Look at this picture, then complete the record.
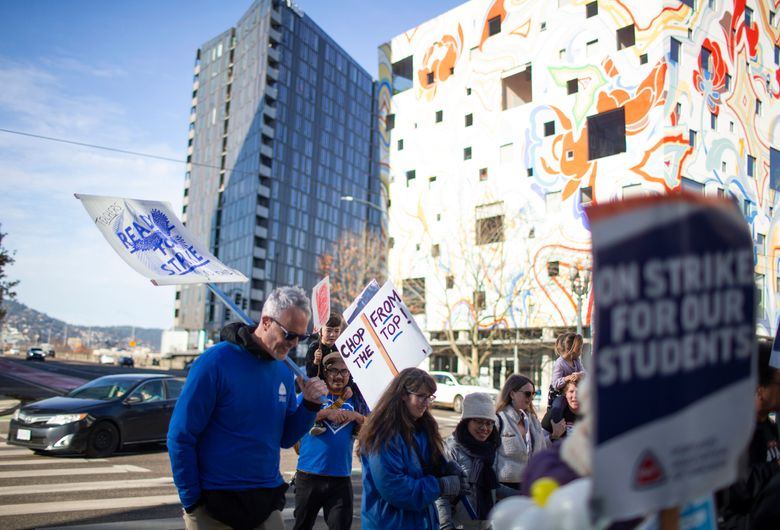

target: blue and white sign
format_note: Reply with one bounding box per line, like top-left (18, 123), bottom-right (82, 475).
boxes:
top-left (588, 194), bottom-right (756, 521)
top-left (76, 194), bottom-right (248, 286)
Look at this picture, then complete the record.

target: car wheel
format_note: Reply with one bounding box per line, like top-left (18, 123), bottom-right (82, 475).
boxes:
top-left (453, 395), bottom-right (464, 414)
top-left (86, 422), bottom-right (119, 458)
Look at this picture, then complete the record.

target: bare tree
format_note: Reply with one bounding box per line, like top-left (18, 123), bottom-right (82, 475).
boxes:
top-left (318, 229), bottom-right (387, 311)
top-left (0, 225), bottom-right (19, 324)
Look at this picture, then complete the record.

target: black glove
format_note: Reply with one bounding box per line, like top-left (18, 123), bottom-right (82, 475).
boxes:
top-left (438, 475), bottom-right (462, 496)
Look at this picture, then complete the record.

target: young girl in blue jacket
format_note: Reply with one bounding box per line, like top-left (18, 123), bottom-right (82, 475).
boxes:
top-left (358, 368), bottom-right (463, 530)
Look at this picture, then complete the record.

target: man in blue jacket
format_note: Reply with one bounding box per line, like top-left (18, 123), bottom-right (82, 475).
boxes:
top-left (168, 286), bottom-right (327, 530)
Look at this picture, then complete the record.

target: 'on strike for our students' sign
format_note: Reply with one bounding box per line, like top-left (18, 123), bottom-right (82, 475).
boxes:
top-left (335, 280), bottom-right (432, 410)
top-left (76, 194), bottom-right (247, 285)
top-left (588, 194), bottom-right (756, 522)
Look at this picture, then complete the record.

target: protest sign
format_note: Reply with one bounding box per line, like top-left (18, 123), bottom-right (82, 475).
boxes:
top-left (335, 280), bottom-right (432, 410)
top-left (343, 279), bottom-right (380, 324)
top-left (311, 276), bottom-right (330, 331)
top-left (76, 194), bottom-right (247, 285)
top-left (588, 193), bottom-right (756, 521)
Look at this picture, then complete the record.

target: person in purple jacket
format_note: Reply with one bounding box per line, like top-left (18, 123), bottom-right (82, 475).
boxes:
top-left (547, 332), bottom-right (585, 407)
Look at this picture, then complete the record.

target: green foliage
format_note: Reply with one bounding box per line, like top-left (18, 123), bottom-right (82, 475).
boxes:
top-left (0, 225), bottom-right (19, 323)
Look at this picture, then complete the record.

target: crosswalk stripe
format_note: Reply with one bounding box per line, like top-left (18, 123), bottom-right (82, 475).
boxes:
top-left (0, 457), bottom-right (106, 466)
top-left (0, 494), bottom-right (181, 516)
top-left (0, 464), bottom-right (149, 479)
top-left (0, 477), bottom-right (174, 496)
top-left (39, 517), bottom-right (184, 530)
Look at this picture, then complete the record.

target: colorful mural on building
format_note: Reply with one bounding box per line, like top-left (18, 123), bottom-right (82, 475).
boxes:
top-left (381, 0), bottom-right (780, 347)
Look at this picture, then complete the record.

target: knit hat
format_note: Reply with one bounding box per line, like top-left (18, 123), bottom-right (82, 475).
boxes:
top-left (322, 351), bottom-right (345, 367)
top-left (461, 392), bottom-right (498, 423)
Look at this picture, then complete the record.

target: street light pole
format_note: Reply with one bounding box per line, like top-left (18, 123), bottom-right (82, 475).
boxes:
top-left (569, 262), bottom-right (591, 336)
top-left (340, 195), bottom-right (385, 213)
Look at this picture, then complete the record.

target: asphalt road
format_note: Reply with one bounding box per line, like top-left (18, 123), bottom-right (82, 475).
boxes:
top-left (0, 355), bottom-right (462, 530)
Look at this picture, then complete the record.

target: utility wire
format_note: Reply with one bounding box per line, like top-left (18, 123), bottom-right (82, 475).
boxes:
top-left (0, 127), bottom-right (256, 177)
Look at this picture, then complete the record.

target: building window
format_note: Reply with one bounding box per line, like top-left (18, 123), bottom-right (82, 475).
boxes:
top-left (756, 100), bottom-right (762, 116)
top-left (426, 71), bottom-right (435, 84)
top-left (479, 167), bottom-right (488, 181)
top-left (680, 0), bottom-right (694, 8)
top-left (701, 46), bottom-right (712, 73)
top-left (429, 175), bottom-right (437, 188)
top-left (406, 170), bottom-right (416, 186)
top-left (623, 184), bottom-right (643, 198)
top-left (745, 7), bottom-right (753, 27)
top-left (567, 79), bottom-right (579, 94)
top-left (771, 147), bottom-right (780, 191)
top-left (617, 25), bottom-right (636, 50)
top-left (540, 21), bottom-right (547, 31)
top-left (435, 110), bottom-right (443, 123)
top-left (681, 177), bottom-right (705, 193)
top-left (527, 167), bottom-right (534, 176)
top-left (545, 191), bottom-right (562, 212)
top-left (586, 39), bottom-right (599, 57)
top-left (747, 155), bottom-right (756, 177)
top-left (391, 56), bottom-right (413, 93)
top-left (488, 15), bottom-right (501, 36)
top-left (431, 244), bottom-right (440, 257)
top-left (725, 73), bottom-right (731, 90)
top-left (587, 107), bottom-right (626, 160)
top-left (586, 1), bottom-right (598, 18)
top-left (403, 277), bottom-right (426, 314)
top-left (757, 272), bottom-right (765, 317)
top-left (544, 121), bottom-right (555, 136)
top-left (580, 186), bottom-right (593, 205)
top-left (466, 87), bottom-right (472, 95)
top-left (689, 129), bottom-right (697, 146)
top-left (398, 139), bottom-right (404, 150)
top-left (385, 113), bottom-right (395, 131)
top-left (500, 143), bottom-right (513, 164)
top-left (547, 261), bottom-right (560, 277)
top-left (465, 113), bottom-right (473, 127)
top-left (473, 291), bottom-right (486, 311)
top-left (502, 65), bottom-right (533, 110)
top-left (775, 45), bottom-right (780, 65)
top-left (710, 112), bottom-right (717, 129)
top-left (670, 38), bottom-right (681, 63)
top-left (464, 147), bottom-right (472, 160)
top-left (757, 233), bottom-right (766, 255)
top-left (446, 275), bottom-right (454, 289)
top-left (771, 11), bottom-right (776, 26)
top-left (476, 215), bottom-right (504, 245)
top-left (640, 53), bottom-right (648, 64)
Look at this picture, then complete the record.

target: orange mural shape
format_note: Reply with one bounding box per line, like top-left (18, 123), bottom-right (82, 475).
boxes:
top-left (597, 62), bottom-right (667, 135)
top-left (541, 107), bottom-right (596, 201)
top-left (478, 0), bottom-right (506, 51)
top-left (417, 23), bottom-right (464, 95)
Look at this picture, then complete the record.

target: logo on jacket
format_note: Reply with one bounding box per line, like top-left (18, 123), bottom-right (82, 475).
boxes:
top-left (278, 382), bottom-right (287, 403)
top-left (632, 450), bottom-right (666, 489)
top-left (324, 400), bottom-right (355, 435)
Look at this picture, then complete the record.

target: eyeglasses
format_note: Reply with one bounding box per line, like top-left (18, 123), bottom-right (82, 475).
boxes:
top-left (470, 419), bottom-right (495, 429)
top-left (269, 318), bottom-right (311, 342)
top-left (407, 391), bottom-right (436, 403)
top-left (325, 368), bottom-right (351, 378)
top-left (515, 390), bottom-right (534, 399)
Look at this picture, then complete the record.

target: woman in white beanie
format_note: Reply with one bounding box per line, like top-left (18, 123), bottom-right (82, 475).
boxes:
top-left (435, 392), bottom-right (502, 529)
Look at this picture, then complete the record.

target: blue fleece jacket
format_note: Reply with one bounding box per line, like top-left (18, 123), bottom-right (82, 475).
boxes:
top-left (361, 431), bottom-right (441, 530)
top-left (167, 341), bottom-right (316, 508)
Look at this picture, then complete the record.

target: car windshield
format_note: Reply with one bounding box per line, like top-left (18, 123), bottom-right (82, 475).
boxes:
top-left (67, 378), bottom-right (137, 400)
top-left (455, 374), bottom-right (481, 386)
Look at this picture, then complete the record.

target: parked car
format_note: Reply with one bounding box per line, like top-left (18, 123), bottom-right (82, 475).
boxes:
top-left (429, 371), bottom-right (499, 413)
top-left (117, 356), bottom-right (134, 367)
top-left (7, 373), bottom-right (185, 457)
top-left (26, 347), bottom-right (46, 361)
top-left (99, 354), bottom-right (115, 365)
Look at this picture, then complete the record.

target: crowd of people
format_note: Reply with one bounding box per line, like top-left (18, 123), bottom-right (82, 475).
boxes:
top-left (166, 284), bottom-right (780, 529)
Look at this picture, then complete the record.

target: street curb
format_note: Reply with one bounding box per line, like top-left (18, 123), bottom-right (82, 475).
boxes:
top-left (0, 396), bottom-right (21, 417)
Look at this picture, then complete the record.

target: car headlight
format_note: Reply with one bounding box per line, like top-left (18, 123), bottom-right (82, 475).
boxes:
top-left (11, 409), bottom-right (20, 420)
top-left (46, 413), bottom-right (88, 425)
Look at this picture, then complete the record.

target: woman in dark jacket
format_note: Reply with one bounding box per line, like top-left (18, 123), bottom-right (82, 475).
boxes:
top-left (542, 379), bottom-right (580, 442)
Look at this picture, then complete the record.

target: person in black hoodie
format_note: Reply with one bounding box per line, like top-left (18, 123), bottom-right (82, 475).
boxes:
top-left (717, 339), bottom-right (780, 530)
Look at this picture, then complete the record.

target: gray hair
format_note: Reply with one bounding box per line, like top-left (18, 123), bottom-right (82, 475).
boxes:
top-left (261, 285), bottom-right (311, 320)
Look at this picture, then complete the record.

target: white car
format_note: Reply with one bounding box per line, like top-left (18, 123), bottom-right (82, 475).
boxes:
top-left (99, 354), bottom-right (115, 365)
top-left (429, 371), bottom-right (499, 413)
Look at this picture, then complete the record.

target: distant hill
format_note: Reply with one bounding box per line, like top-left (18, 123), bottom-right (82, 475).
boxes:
top-left (2, 300), bottom-right (163, 350)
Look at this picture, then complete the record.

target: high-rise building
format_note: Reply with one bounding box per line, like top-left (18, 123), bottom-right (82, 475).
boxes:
top-left (381, 0), bottom-right (778, 388)
top-left (176, 0), bottom-right (380, 343)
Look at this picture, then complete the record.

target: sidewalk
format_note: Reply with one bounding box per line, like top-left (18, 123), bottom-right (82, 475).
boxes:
top-left (0, 395), bottom-right (20, 416)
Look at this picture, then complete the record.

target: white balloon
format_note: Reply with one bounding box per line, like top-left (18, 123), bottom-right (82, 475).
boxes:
top-left (545, 477), bottom-right (593, 530)
top-left (509, 505), bottom-right (554, 530)
top-left (489, 496), bottom-right (535, 530)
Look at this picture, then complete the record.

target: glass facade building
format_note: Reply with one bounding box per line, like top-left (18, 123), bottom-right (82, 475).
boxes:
top-left (175, 0), bottom-right (380, 341)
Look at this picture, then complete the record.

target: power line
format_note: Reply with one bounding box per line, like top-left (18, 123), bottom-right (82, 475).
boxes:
top-left (0, 127), bottom-right (255, 176)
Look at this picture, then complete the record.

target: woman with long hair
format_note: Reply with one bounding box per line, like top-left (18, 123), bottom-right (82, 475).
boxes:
top-left (358, 368), bottom-right (463, 530)
top-left (495, 374), bottom-right (548, 494)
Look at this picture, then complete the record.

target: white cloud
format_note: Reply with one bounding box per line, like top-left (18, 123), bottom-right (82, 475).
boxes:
top-left (0, 57), bottom-right (185, 330)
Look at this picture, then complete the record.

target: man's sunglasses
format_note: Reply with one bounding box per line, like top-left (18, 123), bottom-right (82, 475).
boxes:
top-left (269, 318), bottom-right (311, 342)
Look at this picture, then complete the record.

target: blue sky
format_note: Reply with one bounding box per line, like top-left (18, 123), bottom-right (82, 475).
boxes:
top-left (0, 0), bottom-right (462, 330)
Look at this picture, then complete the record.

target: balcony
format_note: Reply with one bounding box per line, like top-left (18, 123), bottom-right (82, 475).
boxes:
top-left (256, 204), bottom-right (269, 218)
top-left (252, 267), bottom-right (265, 280)
top-left (253, 247), bottom-right (267, 259)
top-left (262, 124), bottom-right (275, 138)
top-left (265, 85), bottom-right (278, 100)
top-left (269, 26), bottom-right (282, 43)
top-left (260, 144), bottom-right (273, 159)
top-left (270, 7), bottom-right (282, 25)
top-left (258, 184), bottom-right (271, 198)
top-left (267, 65), bottom-right (280, 80)
top-left (267, 46), bottom-right (280, 63)
top-left (263, 105), bottom-right (277, 120)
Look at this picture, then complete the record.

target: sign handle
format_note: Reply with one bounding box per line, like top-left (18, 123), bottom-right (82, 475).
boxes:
top-left (659, 506), bottom-right (680, 530)
top-left (206, 283), bottom-right (313, 385)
